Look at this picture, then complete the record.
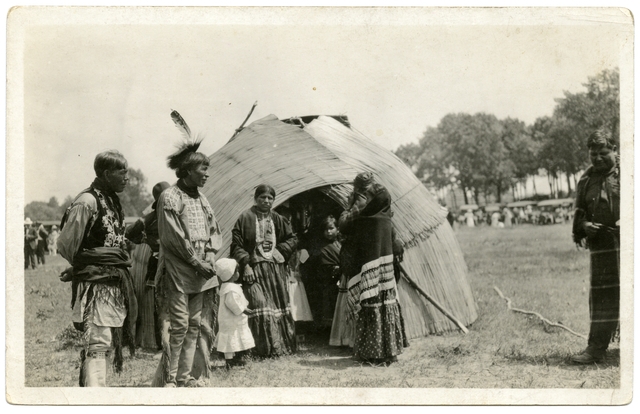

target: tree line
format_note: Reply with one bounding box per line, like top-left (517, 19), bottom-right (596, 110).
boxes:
top-left (24, 168), bottom-right (154, 222)
top-left (394, 68), bottom-right (619, 205)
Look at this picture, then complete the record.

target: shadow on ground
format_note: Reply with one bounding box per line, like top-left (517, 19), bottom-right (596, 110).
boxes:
top-left (298, 356), bottom-right (359, 370)
top-left (558, 348), bottom-right (620, 371)
top-left (295, 324), bottom-right (359, 370)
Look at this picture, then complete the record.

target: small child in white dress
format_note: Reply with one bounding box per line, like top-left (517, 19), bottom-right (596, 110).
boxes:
top-left (214, 258), bottom-right (255, 369)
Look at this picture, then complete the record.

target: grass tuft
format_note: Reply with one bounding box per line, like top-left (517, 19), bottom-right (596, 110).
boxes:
top-left (55, 324), bottom-right (83, 351)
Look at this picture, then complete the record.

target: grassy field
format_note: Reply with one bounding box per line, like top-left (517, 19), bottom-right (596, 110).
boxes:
top-left (23, 223), bottom-right (620, 388)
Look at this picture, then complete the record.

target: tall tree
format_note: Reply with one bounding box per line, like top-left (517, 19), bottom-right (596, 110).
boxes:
top-left (533, 113), bottom-right (593, 197)
top-left (416, 128), bottom-right (456, 190)
top-left (554, 67), bottom-right (620, 151)
top-left (395, 68), bottom-right (619, 205)
top-left (435, 113), bottom-right (487, 204)
top-left (118, 168), bottom-right (154, 217)
top-left (502, 118), bottom-right (538, 199)
top-left (470, 113), bottom-right (512, 203)
top-left (532, 116), bottom-right (561, 198)
top-left (24, 201), bottom-right (61, 221)
top-left (47, 197), bottom-right (59, 209)
top-left (394, 142), bottom-right (423, 175)
top-left (397, 113), bottom-right (523, 204)
top-left (396, 128), bottom-right (460, 200)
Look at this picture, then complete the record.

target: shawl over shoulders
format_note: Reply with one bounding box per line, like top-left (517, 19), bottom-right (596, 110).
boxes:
top-left (231, 207), bottom-right (297, 274)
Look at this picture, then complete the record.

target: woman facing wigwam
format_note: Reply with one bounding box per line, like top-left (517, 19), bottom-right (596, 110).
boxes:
top-left (339, 172), bottom-right (408, 366)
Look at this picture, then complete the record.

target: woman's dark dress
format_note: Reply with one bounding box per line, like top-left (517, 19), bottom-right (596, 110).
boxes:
top-left (231, 207), bottom-right (298, 357)
top-left (339, 184), bottom-right (408, 362)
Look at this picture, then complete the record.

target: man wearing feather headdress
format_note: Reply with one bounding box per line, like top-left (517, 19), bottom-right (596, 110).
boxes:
top-left (154, 111), bottom-right (222, 387)
top-left (571, 127), bottom-right (620, 364)
top-left (57, 150), bottom-right (138, 387)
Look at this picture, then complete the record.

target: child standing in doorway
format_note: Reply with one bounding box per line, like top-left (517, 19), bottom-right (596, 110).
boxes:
top-left (317, 215), bottom-right (342, 326)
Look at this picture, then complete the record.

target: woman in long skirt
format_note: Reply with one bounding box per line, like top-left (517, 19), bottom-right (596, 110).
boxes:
top-left (339, 172), bottom-right (408, 365)
top-left (231, 184), bottom-right (298, 357)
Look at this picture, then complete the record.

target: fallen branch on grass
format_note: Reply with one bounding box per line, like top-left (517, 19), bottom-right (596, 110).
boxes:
top-left (493, 286), bottom-right (587, 340)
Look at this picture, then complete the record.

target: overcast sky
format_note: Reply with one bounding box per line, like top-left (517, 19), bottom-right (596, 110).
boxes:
top-left (21, 8), bottom-right (626, 204)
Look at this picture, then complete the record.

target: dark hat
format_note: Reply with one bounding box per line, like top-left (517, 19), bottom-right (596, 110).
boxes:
top-left (354, 172), bottom-right (374, 190)
top-left (152, 181), bottom-right (171, 201)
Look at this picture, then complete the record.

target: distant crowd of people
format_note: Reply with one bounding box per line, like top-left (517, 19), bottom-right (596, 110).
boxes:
top-left (453, 204), bottom-right (574, 228)
top-left (23, 218), bottom-right (59, 269)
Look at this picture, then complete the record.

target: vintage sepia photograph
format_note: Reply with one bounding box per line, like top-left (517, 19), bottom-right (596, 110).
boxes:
top-left (5, 5), bottom-right (634, 405)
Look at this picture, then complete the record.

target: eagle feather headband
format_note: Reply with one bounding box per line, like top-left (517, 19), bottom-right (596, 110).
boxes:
top-left (167, 109), bottom-right (205, 170)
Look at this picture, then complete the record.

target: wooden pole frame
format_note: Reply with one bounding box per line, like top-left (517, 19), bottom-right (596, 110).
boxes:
top-left (398, 263), bottom-right (469, 334)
